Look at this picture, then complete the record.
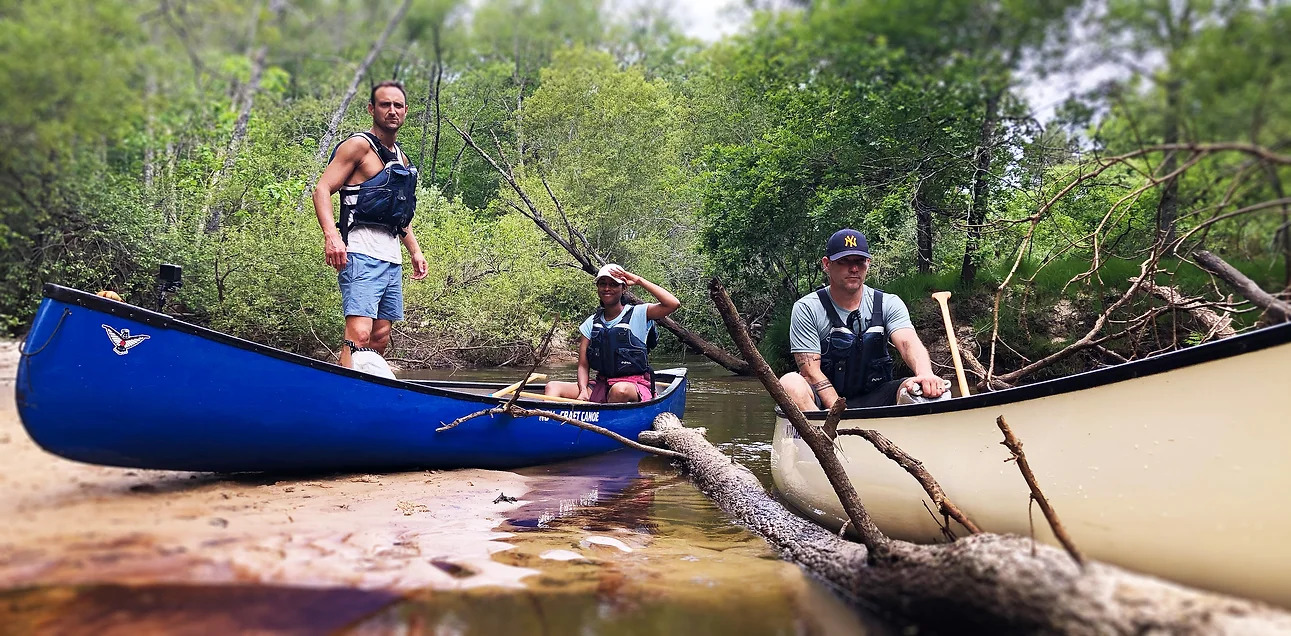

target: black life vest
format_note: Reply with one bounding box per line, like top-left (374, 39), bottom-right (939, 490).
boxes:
top-left (817, 287), bottom-right (894, 400)
top-left (587, 304), bottom-right (657, 382)
top-left (331, 132), bottom-right (417, 244)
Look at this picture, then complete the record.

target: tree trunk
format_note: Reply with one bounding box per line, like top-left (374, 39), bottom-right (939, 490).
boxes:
top-left (914, 189), bottom-right (933, 274)
top-left (429, 24), bottom-right (444, 183)
top-left (1260, 164), bottom-right (1291, 287)
top-left (959, 89), bottom-right (1001, 284)
top-left (143, 70), bottom-right (156, 191)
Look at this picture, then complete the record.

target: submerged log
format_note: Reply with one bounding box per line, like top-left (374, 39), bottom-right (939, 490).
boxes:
top-left (640, 412), bottom-right (1291, 634)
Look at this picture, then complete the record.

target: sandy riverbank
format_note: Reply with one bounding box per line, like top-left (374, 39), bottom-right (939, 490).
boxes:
top-left (0, 341), bottom-right (537, 591)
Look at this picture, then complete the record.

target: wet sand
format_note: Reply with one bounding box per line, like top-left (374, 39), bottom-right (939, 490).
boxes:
top-left (0, 341), bottom-right (536, 592)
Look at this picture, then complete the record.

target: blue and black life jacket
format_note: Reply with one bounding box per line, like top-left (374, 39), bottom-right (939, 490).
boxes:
top-left (587, 304), bottom-right (658, 391)
top-left (330, 132), bottom-right (417, 244)
top-left (817, 287), bottom-right (894, 400)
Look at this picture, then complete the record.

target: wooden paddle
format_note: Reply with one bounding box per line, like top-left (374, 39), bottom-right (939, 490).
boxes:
top-left (931, 291), bottom-right (971, 397)
top-left (490, 373), bottom-right (548, 398)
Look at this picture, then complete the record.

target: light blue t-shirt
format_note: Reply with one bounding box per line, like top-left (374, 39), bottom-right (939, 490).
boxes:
top-left (789, 286), bottom-right (913, 354)
top-left (579, 303), bottom-right (657, 343)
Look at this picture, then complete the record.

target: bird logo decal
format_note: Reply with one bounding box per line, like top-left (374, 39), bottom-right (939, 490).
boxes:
top-left (101, 324), bottom-right (150, 355)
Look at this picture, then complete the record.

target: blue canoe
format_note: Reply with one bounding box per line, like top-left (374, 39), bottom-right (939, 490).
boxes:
top-left (15, 284), bottom-right (688, 472)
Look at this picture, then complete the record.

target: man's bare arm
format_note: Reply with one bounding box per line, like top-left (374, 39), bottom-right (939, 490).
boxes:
top-left (793, 352), bottom-right (839, 407)
top-left (313, 139), bottom-right (365, 271)
top-left (890, 328), bottom-right (946, 398)
top-left (400, 227), bottom-right (427, 280)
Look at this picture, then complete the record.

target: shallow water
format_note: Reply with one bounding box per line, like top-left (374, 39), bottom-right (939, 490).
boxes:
top-left (1, 356), bottom-right (900, 634)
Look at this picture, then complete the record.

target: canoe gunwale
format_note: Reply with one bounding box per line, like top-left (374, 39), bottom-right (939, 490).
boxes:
top-left (40, 283), bottom-right (686, 410)
top-left (779, 319), bottom-right (1291, 420)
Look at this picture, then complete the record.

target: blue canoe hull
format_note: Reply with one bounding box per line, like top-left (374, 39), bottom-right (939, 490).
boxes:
top-left (15, 285), bottom-right (688, 472)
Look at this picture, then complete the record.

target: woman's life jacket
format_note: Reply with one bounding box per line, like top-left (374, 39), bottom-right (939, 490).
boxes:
top-left (586, 304), bottom-right (658, 381)
top-left (816, 287), bottom-right (894, 399)
top-left (330, 132), bottom-right (417, 244)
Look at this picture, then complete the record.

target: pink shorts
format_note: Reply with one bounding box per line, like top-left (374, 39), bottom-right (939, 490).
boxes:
top-left (589, 374), bottom-right (654, 402)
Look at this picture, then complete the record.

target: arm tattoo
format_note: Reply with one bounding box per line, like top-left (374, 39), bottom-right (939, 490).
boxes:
top-left (793, 353), bottom-right (820, 372)
top-left (810, 379), bottom-right (833, 391)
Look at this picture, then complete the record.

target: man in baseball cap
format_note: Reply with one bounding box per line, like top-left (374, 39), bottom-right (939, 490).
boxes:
top-left (780, 228), bottom-right (947, 411)
top-left (545, 264), bottom-right (681, 403)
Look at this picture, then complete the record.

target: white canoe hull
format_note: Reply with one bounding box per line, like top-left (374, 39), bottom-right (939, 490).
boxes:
top-left (772, 322), bottom-right (1291, 607)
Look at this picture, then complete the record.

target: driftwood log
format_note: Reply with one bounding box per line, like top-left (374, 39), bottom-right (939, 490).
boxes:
top-left (1195, 250), bottom-right (1291, 323)
top-left (1131, 276), bottom-right (1237, 338)
top-left (640, 412), bottom-right (1291, 634)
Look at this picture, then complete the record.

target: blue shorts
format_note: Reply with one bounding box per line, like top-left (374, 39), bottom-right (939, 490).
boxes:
top-left (338, 252), bottom-right (404, 321)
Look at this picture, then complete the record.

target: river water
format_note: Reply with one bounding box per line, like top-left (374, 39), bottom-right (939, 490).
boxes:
top-left (1, 355), bottom-right (900, 634)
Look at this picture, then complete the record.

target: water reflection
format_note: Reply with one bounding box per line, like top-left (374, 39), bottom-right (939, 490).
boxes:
top-left (353, 451), bottom-right (891, 635)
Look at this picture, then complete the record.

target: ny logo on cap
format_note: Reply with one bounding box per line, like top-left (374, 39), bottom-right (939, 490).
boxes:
top-left (844, 235), bottom-right (857, 247)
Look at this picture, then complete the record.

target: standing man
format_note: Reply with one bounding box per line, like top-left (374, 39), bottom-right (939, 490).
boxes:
top-left (780, 228), bottom-right (947, 411)
top-left (313, 80), bottom-right (429, 368)
top-left (545, 264), bottom-right (681, 403)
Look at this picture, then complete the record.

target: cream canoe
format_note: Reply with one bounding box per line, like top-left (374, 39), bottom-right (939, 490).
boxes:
top-left (772, 320), bottom-right (1291, 608)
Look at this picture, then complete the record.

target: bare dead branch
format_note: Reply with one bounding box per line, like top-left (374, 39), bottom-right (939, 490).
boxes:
top-left (503, 315), bottom-right (559, 411)
top-left (1194, 250), bottom-right (1291, 323)
top-left (436, 402), bottom-right (682, 458)
top-left (996, 415), bottom-right (1083, 568)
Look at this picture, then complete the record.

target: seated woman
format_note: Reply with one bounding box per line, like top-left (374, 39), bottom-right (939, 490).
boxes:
top-left (545, 264), bottom-right (681, 403)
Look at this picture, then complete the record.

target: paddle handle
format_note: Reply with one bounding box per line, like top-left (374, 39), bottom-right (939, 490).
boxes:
top-left (931, 291), bottom-right (971, 397)
top-left (515, 391), bottom-right (592, 405)
top-left (491, 373), bottom-right (548, 397)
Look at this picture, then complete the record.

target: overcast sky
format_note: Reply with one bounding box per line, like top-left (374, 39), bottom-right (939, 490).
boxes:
top-left (673, 0), bottom-right (747, 42)
top-left (660, 0), bottom-right (1120, 123)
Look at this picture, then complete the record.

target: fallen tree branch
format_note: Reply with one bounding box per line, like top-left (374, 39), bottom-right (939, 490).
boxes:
top-left (996, 415), bottom-right (1084, 568)
top-left (639, 412), bottom-right (1291, 633)
top-left (1131, 276), bottom-right (1236, 338)
top-left (1194, 250), bottom-right (1291, 323)
top-left (437, 403), bottom-right (682, 458)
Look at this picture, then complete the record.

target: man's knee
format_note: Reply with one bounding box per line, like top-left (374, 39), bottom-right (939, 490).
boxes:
top-left (345, 319), bottom-right (373, 347)
top-left (370, 321), bottom-right (392, 351)
top-left (780, 372), bottom-right (809, 395)
top-left (779, 372), bottom-right (817, 410)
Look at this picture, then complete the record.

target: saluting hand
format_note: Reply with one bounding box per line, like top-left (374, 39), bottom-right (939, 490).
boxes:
top-left (608, 266), bottom-right (640, 286)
